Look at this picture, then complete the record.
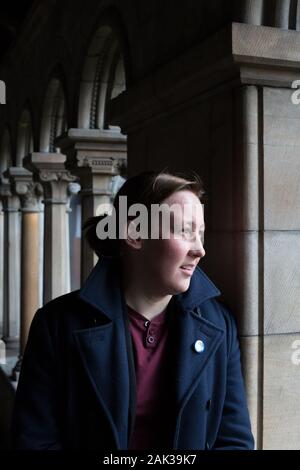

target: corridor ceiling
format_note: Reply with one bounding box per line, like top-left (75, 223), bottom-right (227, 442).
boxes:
top-left (0, 0), bottom-right (35, 61)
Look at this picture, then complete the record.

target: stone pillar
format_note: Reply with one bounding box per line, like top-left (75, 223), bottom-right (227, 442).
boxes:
top-left (38, 197), bottom-right (44, 307)
top-left (24, 153), bottom-right (78, 304)
top-left (0, 177), bottom-right (21, 349)
top-left (0, 198), bottom-right (4, 337)
top-left (4, 168), bottom-right (41, 356)
top-left (56, 129), bottom-right (126, 282)
top-left (66, 182), bottom-right (81, 292)
top-left (235, 0), bottom-right (264, 25)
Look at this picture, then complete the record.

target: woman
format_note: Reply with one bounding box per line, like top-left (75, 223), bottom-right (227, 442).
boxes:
top-left (12, 170), bottom-right (254, 450)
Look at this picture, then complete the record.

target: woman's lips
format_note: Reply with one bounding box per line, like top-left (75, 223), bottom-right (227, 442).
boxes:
top-left (180, 266), bottom-right (194, 275)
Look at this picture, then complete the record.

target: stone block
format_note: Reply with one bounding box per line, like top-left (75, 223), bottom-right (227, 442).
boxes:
top-left (264, 144), bottom-right (300, 230)
top-left (240, 335), bottom-right (260, 449)
top-left (264, 231), bottom-right (300, 334)
top-left (263, 333), bottom-right (300, 449)
top-left (203, 231), bottom-right (259, 336)
top-left (264, 87), bottom-right (300, 119)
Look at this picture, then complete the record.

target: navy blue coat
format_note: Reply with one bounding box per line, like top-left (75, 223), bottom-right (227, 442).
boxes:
top-left (12, 256), bottom-right (254, 450)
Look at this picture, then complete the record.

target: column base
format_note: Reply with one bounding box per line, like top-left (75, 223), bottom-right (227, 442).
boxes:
top-left (2, 336), bottom-right (20, 350)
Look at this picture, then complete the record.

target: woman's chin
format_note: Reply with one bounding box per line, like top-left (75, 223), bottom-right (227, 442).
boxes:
top-left (169, 279), bottom-right (191, 295)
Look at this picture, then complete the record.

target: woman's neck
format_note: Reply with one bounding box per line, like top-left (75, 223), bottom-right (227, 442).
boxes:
top-left (121, 263), bottom-right (172, 321)
top-left (125, 291), bottom-right (172, 321)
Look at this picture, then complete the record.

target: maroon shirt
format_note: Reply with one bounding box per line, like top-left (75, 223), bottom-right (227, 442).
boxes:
top-left (127, 304), bottom-right (173, 450)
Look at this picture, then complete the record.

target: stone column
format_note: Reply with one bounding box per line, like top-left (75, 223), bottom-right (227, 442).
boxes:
top-left (4, 168), bottom-right (41, 380)
top-left (235, 0), bottom-right (264, 25)
top-left (38, 196), bottom-right (44, 307)
top-left (0, 198), bottom-right (4, 337)
top-left (24, 153), bottom-right (78, 304)
top-left (66, 182), bottom-right (81, 292)
top-left (0, 177), bottom-right (21, 349)
top-left (56, 129), bottom-right (126, 282)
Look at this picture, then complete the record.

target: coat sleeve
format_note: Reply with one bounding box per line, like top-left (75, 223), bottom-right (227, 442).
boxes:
top-left (11, 308), bottom-right (63, 449)
top-left (212, 307), bottom-right (255, 450)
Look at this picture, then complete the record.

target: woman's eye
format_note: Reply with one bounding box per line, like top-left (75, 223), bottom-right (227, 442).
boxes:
top-left (181, 228), bottom-right (192, 236)
top-left (173, 226), bottom-right (205, 242)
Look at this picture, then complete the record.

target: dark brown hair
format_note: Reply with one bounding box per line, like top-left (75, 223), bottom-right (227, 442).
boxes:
top-left (83, 170), bottom-right (205, 257)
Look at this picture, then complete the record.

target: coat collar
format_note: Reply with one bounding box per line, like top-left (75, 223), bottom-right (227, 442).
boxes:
top-left (79, 256), bottom-right (124, 320)
top-left (78, 255), bottom-right (221, 318)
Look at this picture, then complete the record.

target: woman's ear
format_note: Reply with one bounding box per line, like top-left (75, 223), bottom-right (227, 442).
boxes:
top-left (124, 220), bottom-right (142, 250)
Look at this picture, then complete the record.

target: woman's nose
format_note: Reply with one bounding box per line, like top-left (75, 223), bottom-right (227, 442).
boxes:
top-left (198, 243), bottom-right (206, 259)
top-left (191, 236), bottom-right (205, 259)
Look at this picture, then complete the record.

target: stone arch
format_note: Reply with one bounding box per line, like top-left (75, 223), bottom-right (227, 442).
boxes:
top-left (16, 109), bottom-right (34, 166)
top-left (40, 77), bottom-right (67, 152)
top-left (78, 24), bottom-right (126, 129)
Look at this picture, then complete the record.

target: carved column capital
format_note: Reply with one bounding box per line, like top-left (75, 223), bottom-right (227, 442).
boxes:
top-left (0, 177), bottom-right (20, 212)
top-left (23, 152), bottom-right (78, 204)
top-left (56, 128), bottom-right (126, 176)
top-left (39, 169), bottom-right (77, 183)
top-left (17, 182), bottom-right (42, 212)
top-left (76, 155), bottom-right (119, 173)
top-left (3, 167), bottom-right (41, 212)
top-left (0, 177), bottom-right (11, 198)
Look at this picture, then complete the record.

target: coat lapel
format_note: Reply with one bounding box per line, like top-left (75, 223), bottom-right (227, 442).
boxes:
top-left (171, 299), bottom-right (225, 410)
top-left (74, 257), bottom-right (131, 450)
top-left (73, 323), bottom-right (129, 449)
top-left (169, 268), bottom-right (225, 447)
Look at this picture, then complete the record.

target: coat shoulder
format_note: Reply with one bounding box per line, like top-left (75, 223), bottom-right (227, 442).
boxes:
top-left (38, 290), bottom-right (80, 317)
top-left (31, 290), bottom-right (87, 331)
top-left (42, 290), bottom-right (81, 311)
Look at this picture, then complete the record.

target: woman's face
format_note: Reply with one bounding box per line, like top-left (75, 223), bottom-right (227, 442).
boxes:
top-left (140, 190), bottom-right (206, 295)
